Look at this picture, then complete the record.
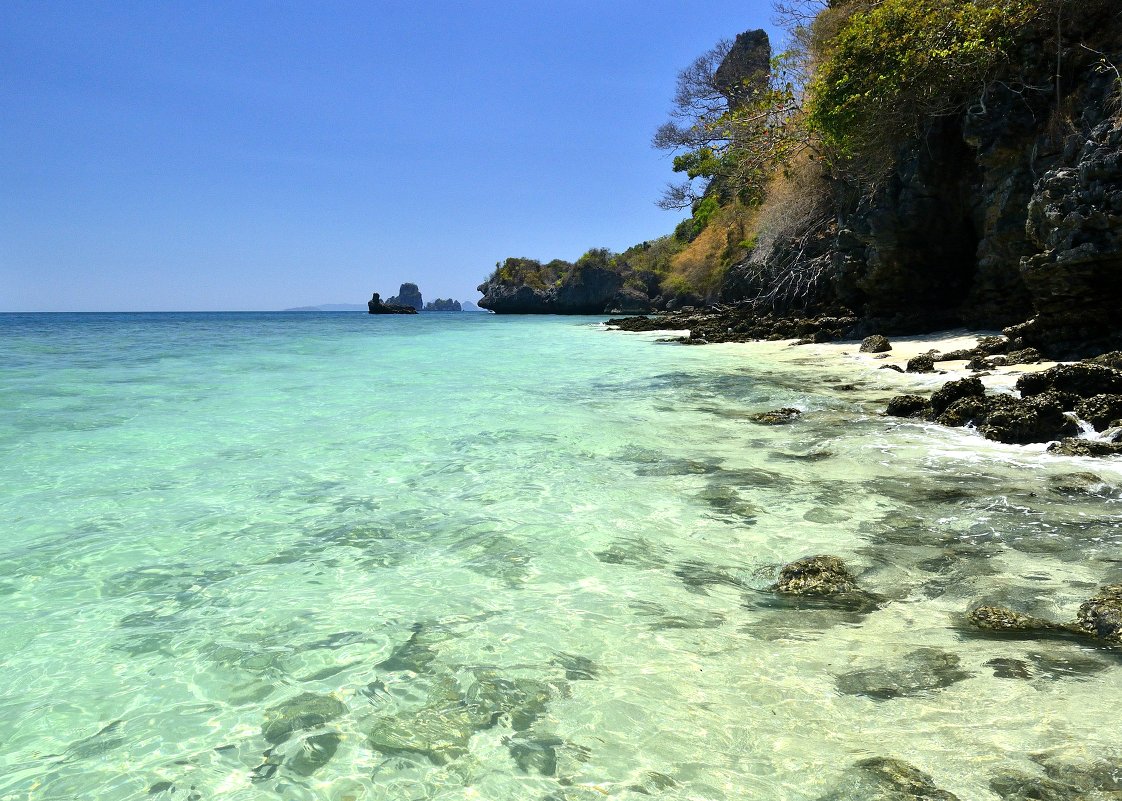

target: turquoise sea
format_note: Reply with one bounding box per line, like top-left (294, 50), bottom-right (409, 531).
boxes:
top-left (2, 311), bottom-right (1122, 800)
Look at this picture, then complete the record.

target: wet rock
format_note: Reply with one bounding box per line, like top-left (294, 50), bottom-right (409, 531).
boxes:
top-left (939, 348), bottom-right (981, 361)
top-left (936, 396), bottom-right (990, 427)
top-left (906, 354), bottom-right (938, 373)
top-left (860, 335), bottom-right (892, 353)
top-left (977, 335), bottom-right (1010, 355)
top-left (747, 407), bottom-right (801, 425)
top-left (835, 647), bottom-right (972, 700)
top-left (1016, 363), bottom-right (1122, 399)
top-left (262, 693), bottom-right (346, 744)
top-left (976, 392), bottom-right (1080, 445)
top-left (930, 377), bottom-right (986, 416)
top-left (817, 756), bottom-right (960, 800)
top-left (1074, 584), bottom-right (1122, 642)
top-left (1047, 438), bottom-right (1122, 457)
top-left (879, 364), bottom-right (905, 373)
top-left (771, 555), bottom-right (859, 596)
top-left (1075, 394), bottom-right (1122, 431)
top-left (886, 394), bottom-right (932, 418)
top-left (967, 355), bottom-right (995, 371)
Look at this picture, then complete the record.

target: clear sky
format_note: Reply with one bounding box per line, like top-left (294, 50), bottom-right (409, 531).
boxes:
top-left (1, 1), bottom-right (779, 311)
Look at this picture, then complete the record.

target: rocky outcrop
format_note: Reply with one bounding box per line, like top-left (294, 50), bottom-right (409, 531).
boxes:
top-left (367, 293), bottom-right (418, 314)
top-left (887, 360), bottom-right (1122, 449)
top-left (387, 283), bottom-right (423, 311)
top-left (477, 264), bottom-right (626, 314)
top-left (717, 7), bottom-right (1121, 353)
top-left (1012, 118), bottom-right (1122, 357)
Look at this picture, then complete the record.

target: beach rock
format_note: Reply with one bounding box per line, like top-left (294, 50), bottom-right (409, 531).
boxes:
top-left (930, 377), bottom-right (985, 416)
top-left (906, 354), bottom-right (938, 373)
top-left (935, 396), bottom-right (989, 427)
top-left (1016, 363), bottom-right (1122, 399)
top-left (967, 356), bottom-right (994, 371)
top-left (367, 292), bottom-right (419, 315)
top-left (860, 335), bottom-right (892, 353)
top-left (1075, 394), bottom-right (1122, 431)
top-left (771, 555), bottom-right (859, 596)
top-left (1090, 351), bottom-right (1122, 370)
top-left (880, 364), bottom-right (905, 373)
top-left (835, 647), bottom-right (971, 700)
top-left (386, 283), bottom-right (423, 311)
top-left (262, 693), bottom-right (347, 744)
top-left (937, 348), bottom-right (979, 361)
top-left (1004, 347), bottom-right (1043, 365)
top-left (817, 756), bottom-right (960, 801)
top-left (1047, 438), bottom-right (1122, 457)
top-left (747, 407), bottom-right (801, 425)
top-left (977, 392), bottom-right (1080, 444)
top-left (886, 394), bottom-right (931, 418)
top-left (1074, 584), bottom-right (1122, 642)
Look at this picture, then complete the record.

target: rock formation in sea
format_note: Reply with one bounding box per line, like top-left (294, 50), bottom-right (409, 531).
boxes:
top-left (386, 283), bottom-right (423, 311)
top-left (367, 292), bottom-right (418, 315)
top-left (424, 298), bottom-right (462, 311)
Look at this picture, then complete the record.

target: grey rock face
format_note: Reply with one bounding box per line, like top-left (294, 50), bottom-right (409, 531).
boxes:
top-left (387, 282), bottom-right (423, 311)
top-left (713, 29), bottom-right (771, 110)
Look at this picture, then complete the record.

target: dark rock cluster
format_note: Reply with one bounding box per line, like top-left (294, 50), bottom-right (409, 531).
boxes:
top-left (887, 358), bottom-right (1122, 452)
top-left (967, 583), bottom-right (1122, 646)
top-left (386, 282), bottom-right (423, 311)
top-left (366, 292), bottom-right (418, 315)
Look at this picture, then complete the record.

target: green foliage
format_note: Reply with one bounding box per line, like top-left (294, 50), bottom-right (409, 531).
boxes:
top-left (809, 0), bottom-right (1045, 157)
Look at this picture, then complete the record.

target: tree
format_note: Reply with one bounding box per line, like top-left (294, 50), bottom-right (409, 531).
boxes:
top-left (653, 29), bottom-right (818, 211)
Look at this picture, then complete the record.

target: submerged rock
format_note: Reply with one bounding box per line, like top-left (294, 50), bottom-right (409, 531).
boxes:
top-left (262, 693), bottom-right (347, 744)
top-left (968, 585), bottom-right (1122, 645)
top-left (288, 732), bottom-right (341, 776)
top-left (967, 605), bottom-right (1059, 634)
top-left (367, 706), bottom-right (476, 765)
top-left (771, 555), bottom-right (859, 596)
top-left (816, 756), bottom-right (960, 801)
top-left (747, 407), bottom-right (802, 425)
top-left (835, 647), bottom-right (972, 700)
top-left (860, 335), bottom-right (892, 353)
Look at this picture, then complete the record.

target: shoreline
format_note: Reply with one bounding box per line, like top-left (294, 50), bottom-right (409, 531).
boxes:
top-left (607, 321), bottom-right (1122, 460)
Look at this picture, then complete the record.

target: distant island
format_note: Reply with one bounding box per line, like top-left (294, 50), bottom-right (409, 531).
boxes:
top-left (283, 303), bottom-right (367, 312)
top-left (365, 282), bottom-right (487, 314)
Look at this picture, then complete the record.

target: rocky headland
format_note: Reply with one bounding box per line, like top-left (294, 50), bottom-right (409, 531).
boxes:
top-left (477, 3), bottom-right (1121, 364)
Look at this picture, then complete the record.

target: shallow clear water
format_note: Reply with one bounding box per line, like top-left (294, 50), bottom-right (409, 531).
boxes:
top-left (1, 312), bottom-right (1121, 800)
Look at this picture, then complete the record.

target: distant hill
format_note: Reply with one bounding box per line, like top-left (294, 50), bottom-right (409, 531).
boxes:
top-left (461, 301), bottom-right (486, 312)
top-left (283, 304), bottom-right (366, 312)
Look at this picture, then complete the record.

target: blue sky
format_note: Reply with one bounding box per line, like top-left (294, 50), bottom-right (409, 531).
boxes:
top-left (2, 1), bottom-right (779, 311)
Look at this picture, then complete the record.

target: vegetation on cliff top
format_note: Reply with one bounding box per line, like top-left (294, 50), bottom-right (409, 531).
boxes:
top-left (480, 0), bottom-right (1121, 312)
